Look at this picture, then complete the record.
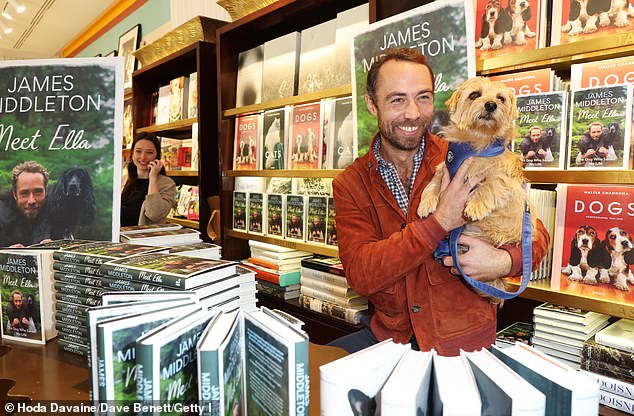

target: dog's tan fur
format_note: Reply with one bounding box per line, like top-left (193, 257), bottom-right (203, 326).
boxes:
top-left (417, 77), bottom-right (537, 303)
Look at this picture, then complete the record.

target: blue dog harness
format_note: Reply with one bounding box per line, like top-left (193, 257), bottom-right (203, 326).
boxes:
top-left (433, 139), bottom-right (532, 300)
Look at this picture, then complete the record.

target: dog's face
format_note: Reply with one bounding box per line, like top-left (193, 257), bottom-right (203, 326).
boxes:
top-left (605, 227), bottom-right (633, 253)
top-left (508, 0), bottom-right (530, 14)
top-left (575, 225), bottom-right (598, 250)
top-left (541, 127), bottom-right (556, 148)
top-left (61, 167), bottom-right (91, 197)
top-left (444, 77), bottom-right (518, 149)
top-left (485, 0), bottom-right (502, 22)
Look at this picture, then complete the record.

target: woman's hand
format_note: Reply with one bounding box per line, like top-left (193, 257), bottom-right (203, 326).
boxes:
top-left (148, 159), bottom-right (162, 180)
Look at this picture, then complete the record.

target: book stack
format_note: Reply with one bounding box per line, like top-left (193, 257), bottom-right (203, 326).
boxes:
top-left (241, 240), bottom-right (312, 300)
top-left (119, 226), bottom-right (202, 246)
top-left (299, 256), bottom-right (368, 324)
top-left (531, 302), bottom-right (610, 369)
top-left (320, 339), bottom-right (599, 415)
top-left (495, 321), bottom-right (534, 349)
top-left (580, 319), bottom-right (634, 414)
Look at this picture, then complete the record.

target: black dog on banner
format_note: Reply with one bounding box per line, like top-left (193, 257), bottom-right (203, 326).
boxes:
top-left (45, 167), bottom-right (96, 239)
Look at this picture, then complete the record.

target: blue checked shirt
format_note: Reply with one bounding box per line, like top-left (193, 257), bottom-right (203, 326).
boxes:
top-left (373, 135), bottom-right (425, 215)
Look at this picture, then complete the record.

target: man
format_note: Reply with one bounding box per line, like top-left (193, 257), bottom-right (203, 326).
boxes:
top-left (308, 215), bottom-right (325, 242)
top-left (7, 290), bottom-right (30, 334)
top-left (519, 126), bottom-right (546, 164)
top-left (332, 48), bottom-right (549, 355)
top-left (0, 161), bottom-right (50, 247)
top-left (576, 121), bottom-right (607, 166)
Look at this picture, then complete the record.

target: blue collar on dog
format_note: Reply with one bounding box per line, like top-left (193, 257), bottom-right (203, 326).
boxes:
top-left (445, 138), bottom-right (506, 178)
top-left (433, 137), bottom-right (532, 300)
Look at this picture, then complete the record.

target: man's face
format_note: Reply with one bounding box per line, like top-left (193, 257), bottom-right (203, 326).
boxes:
top-left (366, 60), bottom-right (434, 151)
top-left (12, 294), bottom-right (22, 310)
top-left (590, 125), bottom-right (603, 140)
top-left (291, 214), bottom-right (297, 224)
top-left (313, 216), bottom-right (319, 225)
top-left (530, 128), bottom-right (541, 143)
top-left (14, 172), bottom-right (46, 220)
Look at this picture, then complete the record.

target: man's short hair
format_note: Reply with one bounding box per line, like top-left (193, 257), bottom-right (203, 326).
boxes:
top-left (12, 161), bottom-right (49, 193)
top-left (529, 126), bottom-right (542, 134)
top-left (366, 48), bottom-right (435, 105)
top-left (588, 121), bottom-right (603, 131)
top-left (11, 289), bottom-right (22, 300)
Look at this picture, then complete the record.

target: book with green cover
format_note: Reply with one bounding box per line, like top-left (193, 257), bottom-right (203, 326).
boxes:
top-left (135, 308), bottom-right (216, 414)
top-left (197, 310), bottom-right (241, 416)
top-left (53, 241), bottom-right (167, 265)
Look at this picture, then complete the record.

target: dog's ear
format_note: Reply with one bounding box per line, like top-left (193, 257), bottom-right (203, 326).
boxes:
top-left (480, 13), bottom-right (490, 39)
top-left (588, 0), bottom-right (611, 16)
top-left (569, 0), bottom-right (582, 20)
top-left (588, 241), bottom-right (611, 269)
top-left (522, 5), bottom-right (532, 23)
top-left (507, 87), bottom-right (518, 121)
top-left (569, 237), bottom-right (581, 265)
top-left (445, 88), bottom-right (462, 113)
top-left (497, 7), bottom-right (513, 32)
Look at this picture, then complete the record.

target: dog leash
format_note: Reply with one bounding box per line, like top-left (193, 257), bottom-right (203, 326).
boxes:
top-left (433, 139), bottom-right (532, 299)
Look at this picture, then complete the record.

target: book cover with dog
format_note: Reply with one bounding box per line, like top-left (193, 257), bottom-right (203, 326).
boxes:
top-left (233, 113), bottom-right (262, 170)
top-left (567, 84), bottom-right (632, 170)
top-left (512, 91), bottom-right (568, 170)
top-left (551, 1), bottom-right (634, 46)
top-left (474, 0), bottom-right (547, 61)
top-left (352, 0), bottom-right (476, 157)
top-left (288, 102), bottom-right (323, 170)
top-left (550, 184), bottom-right (634, 305)
top-left (0, 58), bottom-right (124, 245)
top-left (570, 55), bottom-right (634, 90)
top-left (488, 67), bottom-right (555, 96)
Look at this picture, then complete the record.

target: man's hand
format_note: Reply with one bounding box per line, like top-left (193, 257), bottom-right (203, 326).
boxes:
top-left (442, 235), bottom-right (512, 281)
top-left (9, 243), bottom-right (25, 248)
top-left (433, 158), bottom-right (484, 232)
top-left (10, 318), bottom-right (19, 329)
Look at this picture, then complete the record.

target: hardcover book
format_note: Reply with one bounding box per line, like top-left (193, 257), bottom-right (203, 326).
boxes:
top-left (235, 45), bottom-right (263, 107)
top-left (550, 184), bottom-right (634, 304)
top-left (233, 191), bottom-right (247, 231)
top-left (326, 197), bottom-right (338, 246)
top-left (120, 223), bottom-right (182, 235)
top-left (567, 84), bottom-right (632, 170)
top-left (0, 58), bottom-right (124, 244)
top-left (265, 193), bottom-right (285, 237)
top-left (513, 91), bottom-right (567, 170)
top-left (496, 321), bottom-right (534, 348)
top-left (285, 194), bottom-right (306, 241)
top-left (262, 32), bottom-right (300, 102)
top-left (583, 337), bottom-right (634, 369)
top-left (156, 84), bottom-right (171, 125)
top-left (53, 241), bottom-right (167, 265)
top-left (306, 195), bottom-right (327, 244)
top-left (334, 4), bottom-right (369, 87)
top-left (431, 352), bottom-right (482, 416)
top-left (233, 113), bottom-right (261, 170)
top-left (534, 303), bottom-right (610, 326)
top-left (299, 294), bottom-right (366, 325)
top-left (168, 75), bottom-right (189, 123)
top-left (247, 192), bottom-right (265, 235)
top-left (570, 55), bottom-right (634, 90)
top-left (160, 137), bottom-right (182, 171)
top-left (187, 71), bottom-right (198, 119)
top-left (595, 319), bottom-right (634, 353)
top-left (327, 96), bottom-right (355, 169)
top-left (288, 102), bottom-right (323, 170)
top-left (551, 1), bottom-right (634, 46)
top-left (262, 107), bottom-right (287, 170)
top-left (489, 68), bottom-right (555, 96)
top-left (579, 369), bottom-right (634, 400)
top-left (119, 228), bottom-right (201, 246)
top-left (167, 242), bottom-right (221, 260)
top-left (297, 19), bottom-right (337, 95)
top-left (381, 348), bottom-right (433, 415)
top-left (352, 0), bottom-right (475, 156)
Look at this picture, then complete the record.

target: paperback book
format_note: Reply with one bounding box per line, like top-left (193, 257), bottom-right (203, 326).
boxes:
top-left (567, 84), bottom-right (632, 170)
top-left (513, 91), bottom-right (567, 170)
top-left (288, 102), bottom-right (323, 170)
top-left (262, 107), bottom-right (287, 170)
top-left (551, 184), bottom-right (634, 304)
top-left (233, 113), bottom-right (261, 170)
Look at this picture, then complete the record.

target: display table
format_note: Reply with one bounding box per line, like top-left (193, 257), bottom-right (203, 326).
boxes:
top-left (0, 338), bottom-right (347, 416)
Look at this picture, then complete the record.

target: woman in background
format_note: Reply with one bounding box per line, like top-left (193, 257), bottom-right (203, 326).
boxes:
top-left (121, 133), bottom-right (176, 226)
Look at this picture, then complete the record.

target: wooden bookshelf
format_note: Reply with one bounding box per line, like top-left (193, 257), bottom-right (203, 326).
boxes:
top-left (166, 216), bottom-right (199, 229)
top-left (136, 117), bottom-right (197, 137)
top-left (526, 170), bottom-right (634, 185)
top-left (166, 169), bottom-right (198, 177)
top-left (225, 229), bottom-right (338, 257)
top-left (227, 169), bottom-right (342, 178)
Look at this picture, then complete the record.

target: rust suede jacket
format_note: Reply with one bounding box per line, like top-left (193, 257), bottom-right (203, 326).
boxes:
top-left (333, 131), bottom-right (550, 356)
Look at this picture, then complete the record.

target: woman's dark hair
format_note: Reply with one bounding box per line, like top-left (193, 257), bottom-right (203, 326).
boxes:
top-left (121, 132), bottom-right (166, 198)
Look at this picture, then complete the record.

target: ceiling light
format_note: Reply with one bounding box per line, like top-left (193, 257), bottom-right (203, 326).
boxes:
top-left (0, 20), bottom-right (12, 34)
top-left (7, 0), bottom-right (25, 14)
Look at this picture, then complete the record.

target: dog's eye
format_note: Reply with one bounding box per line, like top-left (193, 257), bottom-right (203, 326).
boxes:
top-left (468, 92), bottom-right (481, 100)
top-left (497, 95), bottom-right (506, 103)
top-left (610, 234), bottom-right (616, 240)
top-left (589, 231), bottom-right (595, 237)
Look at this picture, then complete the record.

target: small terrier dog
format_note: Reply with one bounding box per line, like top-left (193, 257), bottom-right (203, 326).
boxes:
top-left (417, 77), bottom-right (537, 303)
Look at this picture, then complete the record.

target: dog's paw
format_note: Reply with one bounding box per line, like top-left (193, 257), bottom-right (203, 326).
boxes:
top-left (615, 276), bottom-right (630, 291)
top-left (599, 269), bottom-right (611, 284)
top-left (525, 30), bottom-right (536, 38)
top-left (568, 272), bottom-right (583, 282)
top-left (475, 39), bottom-right (483, 48)
top-left (562, 22), bottom-right (572, 32)
top-left (583, 23), bottom-right (598, 34)
top-left (562, 265), bottom-right (572, 275)
top-left (583, 275), bottom-right (598, 285)
top-left (599, 13), bottom-right (611, 27)
top-left (464, 199), bottom-right (492, 222)
top-left (417, 195), bottom-right (438, 218)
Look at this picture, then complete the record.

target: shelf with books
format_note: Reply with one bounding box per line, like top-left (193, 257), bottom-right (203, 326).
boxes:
top-left (508, 280), bottom-right (634, 321)
top-left (166, 169), bottom-right (199, 177)
top-left (227, 169), bottom-right (342, 178)
top-left (166, 216), bottom-right (199, 229)
top-left (225, 229), bottom-right (338, 258)
top-left (477, 35), bottom-right (634, 75)
top-left (526, 171), bottom-right (634, 185)
top-left (223, 85), bottom-right (352, 118)
top-left (136, 117), bottom-right (197, 137)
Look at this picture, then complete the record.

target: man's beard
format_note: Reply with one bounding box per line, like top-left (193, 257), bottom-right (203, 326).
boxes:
top-left (377, 116), bottom-right (427, 151)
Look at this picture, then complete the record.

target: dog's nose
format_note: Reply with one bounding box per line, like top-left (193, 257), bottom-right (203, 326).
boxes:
top-left (484, 101), bottom-right (497, 113)
top-left (582, 238), bottom-right (588, 245)
top-left (622, 240), bottom-right (631, 248)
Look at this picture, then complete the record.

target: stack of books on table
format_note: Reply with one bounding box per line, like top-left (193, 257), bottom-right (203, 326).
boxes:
top-left (119, 222), bottom-right (203, 246)
top-left (299, 256), bottom-right (368, 325)
top-left (495, 321), bottom-right (534, 349)
top-left (531, 302), bottom-right (610, 369)
top-left (240, 240), bottom-right (312, 300)
top-left (320, 338), bottom-right (600, 415)
top-left (580, 319), bottom-right (634, 414)
top-left (90, 300), bottom-right (309, 413)
top-left (51, 241), bottom-right (255, 357)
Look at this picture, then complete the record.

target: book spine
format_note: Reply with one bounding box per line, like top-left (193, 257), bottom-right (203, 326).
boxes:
top-left (599, 389), bottom-right (634, 415)
top-left (99, 263), bottom-right (184, 288)
top-left (100, 276), bottom-right (170, 292)
top-left (294, 341), bottom-right (310, 416)
top-left (299, 285), bottom-right (365, 308)
top-left (55, 292), bottom-right (102, 307)
top-left (54, 272), bottom-right (102, 287)
top-left (580, 369), bottom-right (634, 400)
top-left (53, 251), bottom-right (108, 265)
top-left (595, 331), bottom-right (634, 353)
top-left (300, 266), bottom-right (348, 287)
top-left (58, 339), bottom-right (89, 357)
top-left (300, 275), bottom-right (356, 298)
top-left (583, 340), bottom-right (634, 368)
top-left (198, 350), bottom-right (221, 416)
top-left (58, 330), bottom-right (87, 346)
top-left (581, 358), bottom-right (634, 384)
top-left (136, 343), bottom-right (154, 409)
top-left (97, 326), bottom-right (108, 401)
top-left (56, 322), bottom-right (88, 337)
top-left (54, 281), bottom-right (104, 297)
top-left (242, 263), bottom-right (300, 286)
top-left (56, 310), bottom-right (87, 327)
top-left (299, 294), bottom-right (364, 325)
top-left (53, 261), bottom-right (103, 276)
top-left (300, 259), bottom-right (345, 277)
top-left (55, 300), bottom-right (89, 317)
